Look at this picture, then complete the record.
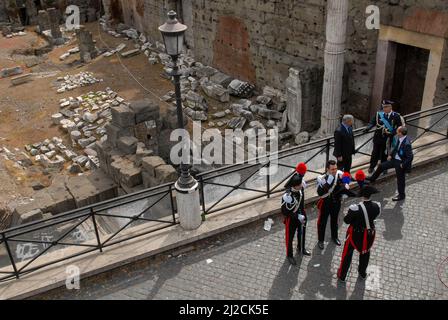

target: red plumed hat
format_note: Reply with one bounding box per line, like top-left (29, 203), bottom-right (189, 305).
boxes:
top-left (342, 172), bottom-right (351, 179)
top-left (296, 162), bottom-right (307, 176)
top-left (355, 170), bottom-right (366, 181)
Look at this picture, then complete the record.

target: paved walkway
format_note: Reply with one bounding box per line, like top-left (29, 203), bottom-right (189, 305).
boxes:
top-left (34, 160), bottom-right (448, 300)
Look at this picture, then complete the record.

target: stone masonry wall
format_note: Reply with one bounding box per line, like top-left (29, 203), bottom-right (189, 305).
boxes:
top-left (191, 0), bottom-right (448, 121)
top-left (107, 0), bottom-right (448, 122)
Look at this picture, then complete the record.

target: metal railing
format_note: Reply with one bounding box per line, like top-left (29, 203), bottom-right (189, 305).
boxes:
top-left (197, 103), bottom-right (448, 217)
top-left (1, 103), bottom-right (447, 282)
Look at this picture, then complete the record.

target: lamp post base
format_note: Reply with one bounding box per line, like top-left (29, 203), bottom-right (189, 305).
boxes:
top-left (175, 179), bottom-right (202, 230)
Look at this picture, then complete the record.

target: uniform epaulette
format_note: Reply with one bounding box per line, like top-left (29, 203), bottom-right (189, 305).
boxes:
top-left (282, 193), bottom-right (293, 204)
top-left (349, 204), bottom-right (359, 211)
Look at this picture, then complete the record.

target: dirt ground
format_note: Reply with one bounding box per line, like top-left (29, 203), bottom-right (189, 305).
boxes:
top-left (0, 22), bottom-right (176, 221)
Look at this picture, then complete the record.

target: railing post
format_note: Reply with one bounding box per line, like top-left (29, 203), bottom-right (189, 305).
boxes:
top-left (2, 233), bottom-right (19, 279)
top-left (266, 160), bottom-right (271, 199)
top-left (169, 185), bottom-right (177, 224)
top-left (199, 177), bottom-right (206, 222)
top-left (90, 208), bottom-right (103, 253)
top-left (325, 138), bottom-right (330, 166)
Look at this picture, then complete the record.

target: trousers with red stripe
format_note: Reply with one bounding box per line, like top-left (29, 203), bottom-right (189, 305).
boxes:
top-left (317, 198), bottom-right (341, 242)
top-left (337, 226), bottom-right (374, 281)
top-left (284, 216), bottom-right (306, 258)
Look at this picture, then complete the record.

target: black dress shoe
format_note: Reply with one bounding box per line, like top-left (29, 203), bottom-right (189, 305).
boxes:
top-left (318, 242), bottom-right (324, 250)
top-left (302, 248), bottom-right (311, 256)
top-left (392, 195), bottom-right (405, 201)
top-left (287, 257), bottom-right (297, 265)
top-left (358, 272), bottom-right (367, 279)
top-left (333, 238), bottom-right (341, 246)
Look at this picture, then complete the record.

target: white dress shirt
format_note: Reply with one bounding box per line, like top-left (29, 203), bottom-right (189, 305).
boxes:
top-left (394, 136), bottom-right (406, 161)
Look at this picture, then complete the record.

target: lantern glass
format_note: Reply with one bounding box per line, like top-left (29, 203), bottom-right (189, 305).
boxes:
top-left (162, 32), bottom-right (184, 57)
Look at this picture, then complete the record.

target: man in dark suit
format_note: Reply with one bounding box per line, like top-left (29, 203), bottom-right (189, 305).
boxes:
top-left (334, 115), bottom-right (356, 172)
top-left (364, 100), bottom-right (405, 174)
top-left (367, 126), bottom-right (413, 201)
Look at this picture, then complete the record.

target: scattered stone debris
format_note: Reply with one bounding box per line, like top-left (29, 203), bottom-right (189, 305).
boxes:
top-left (55, 72), bottom-right (103, 93)
top-left (11, 74), bottom-right (33, 86)
top-left (228, 79), bottom-right (255, 98)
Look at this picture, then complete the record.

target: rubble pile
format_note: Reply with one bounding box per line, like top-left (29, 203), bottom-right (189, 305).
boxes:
top-left (24, 137), bottom-right (88, 172)
top-left (98, 17), bottom-right (290, 142)
top-left (47, 87), bottom-right (129, 173)
top-left (55, 72), bottom-right (103, 93)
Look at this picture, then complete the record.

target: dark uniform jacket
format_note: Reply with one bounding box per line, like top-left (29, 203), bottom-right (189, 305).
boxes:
top-left (390, 136), bottom-right (414, 171)
top-left (317, 171), bottom-right (355, 204)
top-left (344, 201), bottom-right (381, 253)
top-left (281, 187), bottom-right (305, 219)
top-left (366, 111), bottom-right (404, 144)
top-left (333, 124), bottom-right (355, 159)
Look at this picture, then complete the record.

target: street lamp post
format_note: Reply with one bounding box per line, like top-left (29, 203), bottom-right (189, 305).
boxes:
top-left (159, 11), bottom-right (201, 230)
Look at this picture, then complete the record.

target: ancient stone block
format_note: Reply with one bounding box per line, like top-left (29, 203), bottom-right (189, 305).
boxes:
top-left (129, 99), bottom-right (159, 123)
top-left (111, 104), bottom-right (135, 127)
top-left (141, 156), bottom-right (165, 176)
top-left (11, 73), bottom-right (32, 86)
top-left (210, 72), bottom-right (233, 87)
top-left (155, 165), bottom-right (177, 184)
top-left (119, 166), bottom-right (143, 188)
top-left (257, 107), bottom-right (283, 120)
top-left (201, 79), bottom-right (230, 102)
top-left (46, 179), bottom-right (76, 214)
top-left (105, 123), bottom-right (134, 146)
top-left (121, 49), bottom-right (141, 58)
top-left (117, 136), bottom-right (138, 155)
top-left (65, 170), bottom-right (117, 208)
top-left (17, 209), bottom-right (43, 225)
top-left (142, 171), bottom-right (158, 188)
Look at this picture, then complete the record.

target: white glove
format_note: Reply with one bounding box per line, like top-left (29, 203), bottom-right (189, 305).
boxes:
top-left (298, 214), bottom-right (306, 224)
top-left (302, 180), bottom-right (307, 189)
top-left (345, 183), bottom-right (350, 190)
top-left (327, 174), bottom-right (335, 185)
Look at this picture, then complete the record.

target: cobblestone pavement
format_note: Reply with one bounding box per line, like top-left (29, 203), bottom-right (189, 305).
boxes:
top-left (35, 160), bottom-right (448, 300)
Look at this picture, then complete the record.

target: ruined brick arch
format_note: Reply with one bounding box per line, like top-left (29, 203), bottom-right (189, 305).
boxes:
top-left (212, 16), bottom-right (257, 84)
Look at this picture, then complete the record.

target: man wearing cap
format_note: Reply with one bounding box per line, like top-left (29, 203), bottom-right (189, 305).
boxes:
top-left (282, 174), bottom-right (311, 265)
top-left (337, 186), bottom-right (381, 282)
top-left (367, 126), bottom-right (413, 201)
top-left (316, 160), bottom-right (356, 250)
top-left (334, 115), bottom-right (356, 172)
top-left (364, 100), bottom-right (405, 174)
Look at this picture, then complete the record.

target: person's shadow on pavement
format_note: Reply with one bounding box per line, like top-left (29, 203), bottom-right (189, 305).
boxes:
top-left (381, 201), bottom-right (404, 241)
top-left (349, 278), bottom-right (366, 300)
top-left (298, 242), bottom-right (346, 300)
top-left (268, 255), bottom-right (303, 300)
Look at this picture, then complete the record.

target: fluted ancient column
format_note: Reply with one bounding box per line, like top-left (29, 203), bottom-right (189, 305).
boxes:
top-left (318, 0), bottom-right (349, 137)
